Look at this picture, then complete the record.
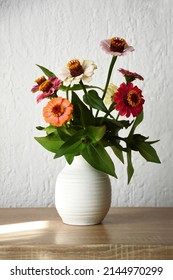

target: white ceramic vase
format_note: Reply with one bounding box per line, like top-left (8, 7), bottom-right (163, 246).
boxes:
top-left (55, 156), bottom-right (111, 225)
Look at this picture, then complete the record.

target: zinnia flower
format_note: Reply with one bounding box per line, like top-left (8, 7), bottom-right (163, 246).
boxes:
top-left (59, 59), bottom-right (97, 86)
top-left (100, 37), bottom-right (134, 56)
top-left (104, 83), bottom-right (118, 105)
top-left (43, 97), bottom-right (73, 127)
top-left (118, 68), bottom-right (144, 82)
top-left (31, 76), bottom-right (46, 93)
top-left (31, 76), bottom-right (62, 103)
top-left (114, 82), bottom-right (144, 118)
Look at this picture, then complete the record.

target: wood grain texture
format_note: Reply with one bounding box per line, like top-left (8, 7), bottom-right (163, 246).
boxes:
top-left (0, 207), bottom-right (173, 259)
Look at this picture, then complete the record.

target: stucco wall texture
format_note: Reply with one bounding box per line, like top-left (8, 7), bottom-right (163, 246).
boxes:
top-left (0, 0), bottom-right (173, 207)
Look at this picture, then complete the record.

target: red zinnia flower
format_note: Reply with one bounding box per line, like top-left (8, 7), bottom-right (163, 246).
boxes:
top-left (114, 82), bottom-right (144, 118)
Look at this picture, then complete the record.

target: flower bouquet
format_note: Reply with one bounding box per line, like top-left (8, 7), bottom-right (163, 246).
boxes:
top-left (31, 37), bottom-right (160, 184)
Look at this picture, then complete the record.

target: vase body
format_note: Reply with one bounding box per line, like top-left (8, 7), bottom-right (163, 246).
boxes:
top-left (55, 156), bottom-right (111, 225)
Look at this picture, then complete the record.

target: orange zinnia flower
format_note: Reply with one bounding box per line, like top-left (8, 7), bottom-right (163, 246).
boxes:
top-left (43, 97), bottom-right (73, 127)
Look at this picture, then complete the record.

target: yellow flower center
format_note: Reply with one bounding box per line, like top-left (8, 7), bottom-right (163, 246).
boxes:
top-left (127, 90), bottom-right (141, 107)
top-left (35, 76), bottom-right (46, 85)
top-left (110, 37), bottom-right (126, 52)
top-left (39, 80), bottom-right (52, 92)
top-left (67, 59), bottom-right (84, 77)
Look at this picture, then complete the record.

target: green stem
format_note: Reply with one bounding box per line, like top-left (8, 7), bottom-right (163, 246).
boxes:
top-left (80, 80), bottom-right (92, 113)
top-left (64, 123), bottom-right (69, 129)
top-left (80, 80), bottom-right (88, 95)
top-left (116, 112), bottom-right (120, 121)
top-left (100, 112), bottom-right (111, 125)
top-left (100, 108), bottom-right (116, 125)
top-left (66, 89), bottom-right (69, 100)
top-left (95, 56), bottom-right (117, 117)
top-left (102, 56), bottom-right (117, 101)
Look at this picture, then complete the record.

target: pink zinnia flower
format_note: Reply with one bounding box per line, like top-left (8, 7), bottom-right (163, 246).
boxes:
top-left (114, 82), bottom-right (144, 118)
top-left (31, 76), bottom-right (46, 93)
top-left (100, 37), bottom-right (134, 56)
top-left (31, 76), bottom-right (62, 103)
top-left (118, 68), bottom-right (144, 82)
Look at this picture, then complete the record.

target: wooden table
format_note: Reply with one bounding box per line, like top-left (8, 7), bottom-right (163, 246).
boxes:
top-left (0, 208), bottom-right (173, 260)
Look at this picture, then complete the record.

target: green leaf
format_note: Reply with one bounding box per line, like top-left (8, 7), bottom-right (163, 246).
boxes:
top-left (108, 102), bottom-right (116, 113)
top-left (129, 134), bottom-right (149, 151)
top-left (111, 146), bottom-right (124, 163)
top-left (135, 142), bottom-right (161, 163)
top-left (36, 126), bottom-right (45, 131)
top-left (128, 111), bottom-right (144, 140)
top-left (57, 126), bottom-right (77, 141)
top-left (127, 150), bottom-right (134, 184)
top-left (83, 90), bottom-right (108, 113)
top-left (133, 134), bottom-right (149, 142)
top-left (147, 139), bottom-right (160, 145)
top-left (54, 130), bottom-right (85, 158)
top-left (59, 84), bottom-right (103, 92)
top-left (100, 118), bottom-right (121, 144)
top-left (72, 84), bottom-right (103, 91)
top-left (34, 133), bottom-right (64, 153)
top-left (36, 125), bottom-right (58, 135)
top-left (118, 120), bottom-right (133, 129)
top-left (45, 126), bottom-right (58, 135)
top-left (98, 117), bottom-right (131, 130)
top-left (36, 64), bottom-right (56, 77)
top-left (65, 154), bottom-right (74, 164)
top-left (85, 125), bottom-right (106, 142)
top-left (78, 102), bottom-right (94, 127)
top-left (72, 91), bottom-right (95, 126)
top-left (85, 85), bottom-right (103, 91)
top-left (81, 143), bottom-right (117, 177)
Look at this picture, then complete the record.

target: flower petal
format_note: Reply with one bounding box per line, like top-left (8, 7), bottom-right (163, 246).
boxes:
top-left (31, 85), bottom-right (39, 93)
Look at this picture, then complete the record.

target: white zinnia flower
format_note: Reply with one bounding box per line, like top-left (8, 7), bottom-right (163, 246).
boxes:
top-left (104, 83), bottom-right (118, 105)
top-left (59, 59), bottom-right (97, 86)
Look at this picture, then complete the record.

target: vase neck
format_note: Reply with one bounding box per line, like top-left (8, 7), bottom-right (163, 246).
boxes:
top-left (72, 156), bottom-right (90, 168)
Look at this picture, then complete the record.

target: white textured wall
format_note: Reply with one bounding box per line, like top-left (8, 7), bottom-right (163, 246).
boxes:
top-left (0, 0), bottom-right (173, 207)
